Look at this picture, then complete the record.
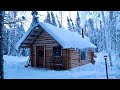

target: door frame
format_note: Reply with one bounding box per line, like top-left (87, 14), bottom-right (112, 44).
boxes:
top-left (34, 45), bottom-right (46, 67)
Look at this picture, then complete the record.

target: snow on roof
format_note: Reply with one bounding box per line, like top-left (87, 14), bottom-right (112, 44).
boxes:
top-left (16, 19), bottom-right (96, 50)
top-left (39, 22), bottom-right (96, 49)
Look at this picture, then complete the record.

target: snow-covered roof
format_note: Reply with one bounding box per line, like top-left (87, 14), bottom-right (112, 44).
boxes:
top-left (16, 18), bottom-right (96, 50)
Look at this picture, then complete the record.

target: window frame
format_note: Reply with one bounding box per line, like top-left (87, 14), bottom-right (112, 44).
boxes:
top-left (52, 46), bottom-right (62, 57)
top-left (80, 49), bottom-right (86, 60)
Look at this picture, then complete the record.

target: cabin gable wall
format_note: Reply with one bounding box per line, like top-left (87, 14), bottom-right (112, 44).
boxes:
top-left (30, 29), bottom-right (66, 68)
top-left (29, 27), bottom-right (95, 70)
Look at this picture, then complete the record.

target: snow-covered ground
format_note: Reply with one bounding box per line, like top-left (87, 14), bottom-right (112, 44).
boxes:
top-left (4, 52), bottom-right (119, 79)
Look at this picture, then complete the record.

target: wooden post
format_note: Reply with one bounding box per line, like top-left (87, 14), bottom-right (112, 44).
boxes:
top-left (0, 11), bottom-right (4, 79)
top-left (104, 56), bottom-right (108, 79)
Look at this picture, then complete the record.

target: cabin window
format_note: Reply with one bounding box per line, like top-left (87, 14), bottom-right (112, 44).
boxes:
top-left (53, 46), bottom-right (61, 57)
top-left (80, 50), bottom-right (86, 60)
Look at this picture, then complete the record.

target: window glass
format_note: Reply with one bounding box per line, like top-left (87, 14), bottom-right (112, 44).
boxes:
top-left (53, 47), bottom-right (61, 56)
top-left (81, 50), bottom-right (86, 60)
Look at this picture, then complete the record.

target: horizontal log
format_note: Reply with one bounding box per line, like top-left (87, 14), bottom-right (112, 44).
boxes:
top-left (34, 41), bottom-right (57, 44)
top-left (36, 38), bottom-right (55, 41)
top-left (71, 59), bottom-right (79, 61)
top-left (71, 51), bottom-right (80, 53)
top-left (71, 61), bottom-right (79, 63)
top-left (46, 51), bottom-right (53, 53)
top-left (71, 54), bottom-right (80, 55)
top-left (46, 55), bottom-right (53, 57)
top-left (36, 37), bottom-right (55, 39)
top-left (70, 57), bottom-right (80, 59)
top-left (70, 58), bottom-right (80, 60)
top-left (33, 43), bottom-right (59, 46)
top-left (71, 63), bottom-right (79, 65)
top-left (71, 63), bottom-right (79, 66)
top-left (71, 62), bottom-right (80, 64)
top-left (70, 55), bottom-right (80, 57)
top-left (37, 35), bottom-right (52, 38)
top-left (70, 57), bottom-right (80, 60)
top-left (41, 32), bottom-right (49, 35)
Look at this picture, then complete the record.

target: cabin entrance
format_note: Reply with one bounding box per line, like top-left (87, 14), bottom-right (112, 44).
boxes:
top-left (36, 46), bottom-right (45, 67)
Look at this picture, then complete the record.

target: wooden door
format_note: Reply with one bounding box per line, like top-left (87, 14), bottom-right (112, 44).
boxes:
top-left (36, 46), bottom-right (44, 67)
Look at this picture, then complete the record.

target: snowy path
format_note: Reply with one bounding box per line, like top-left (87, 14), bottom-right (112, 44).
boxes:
top-left (4, 52), bottom-right (117, 79)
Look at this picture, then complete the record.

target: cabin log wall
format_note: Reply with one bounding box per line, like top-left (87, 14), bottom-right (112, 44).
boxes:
top-left (32, 31), bottom-right (60, 68)
top-left (28, 28), bottom-right (95, 70)
top-left (80, 51), bottom-right (94, 66)
top-left (68, 49), bottom-right (80, 69)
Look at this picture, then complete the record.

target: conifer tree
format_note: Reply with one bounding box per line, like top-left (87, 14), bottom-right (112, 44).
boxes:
top-left (75, 11), bottom-right (81, 34)
top-left (51, 11), bottom-right (57, 27)
top-left (67, 17), bottom-right (72, 31)
top-left (56, 14), bottom-right (62, 28)
top-left (44, 11), bottom-right (51, 24)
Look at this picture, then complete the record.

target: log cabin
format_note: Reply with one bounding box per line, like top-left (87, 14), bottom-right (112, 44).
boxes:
top-left (16, 17), bottom-right (96, 70)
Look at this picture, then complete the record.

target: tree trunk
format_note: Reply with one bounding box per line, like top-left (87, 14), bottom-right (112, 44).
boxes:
top-left (0, 11), bottom-right (4, 79)
top-left (101, 11), bottom-right (107, 51)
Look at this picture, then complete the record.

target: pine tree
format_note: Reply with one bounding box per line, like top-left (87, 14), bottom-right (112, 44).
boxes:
top-left (88, 18), bottom-right (94, 31)
top-left (98, 20), bottom-right (103, 52)
top-left (44, 11), bottom-right (51, 24)
top-left (2, 11), bottom-right (29, 56)
top-left (2, 25), bottom-right (9, 55)
top-left (51, 11), bottom-right (57, 27)
top-left (84, 21), bottom-right (88, 36)
top-left (59, 11), bottom-right (63, 27)
top-left (115, 11), bottom-right (120, 60)
top-left (87, 18), bottom-right (94, 42)
top-left (56, 14), bottom-right (62, 28)
top-left (7, 12), bottom-right (18, 56)
top-left (31, 11), bottom-right (38, 18)
top-left (70, 18), bottom-right (75, 32)
top-left (87, 17), bottom-right (99, 52)
top-left (7, 28), bottom-right (12, 55)
top-left (101, 11), bottom-right (107, 51)
top-left (75, 11), bottom-right (81, 34)
top-left (16, 23), bottom-right (28, 56)
top-left (67, 17), bottom-right (72, 31)
top-left (67, 17), bottom-right (75, 32)
top-left (108, 11), bottom-right (117, 54)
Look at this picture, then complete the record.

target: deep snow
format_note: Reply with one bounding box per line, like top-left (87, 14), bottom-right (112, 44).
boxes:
top-left (4, 52), bottom-right (119, 79)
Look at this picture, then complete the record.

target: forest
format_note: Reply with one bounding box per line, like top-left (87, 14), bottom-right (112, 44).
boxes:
top-left (2, 11), bottom-right (120, 58)
top-left (0, 11), bottom-right (120, 79)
